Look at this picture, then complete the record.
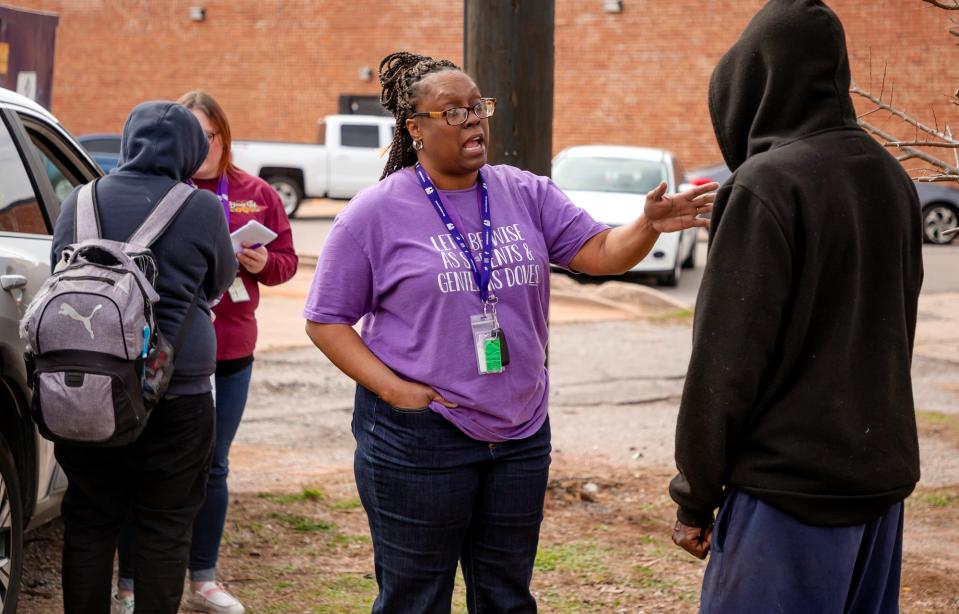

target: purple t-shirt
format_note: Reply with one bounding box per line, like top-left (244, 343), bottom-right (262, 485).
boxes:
top-left (303, 164), bottom-right (608, 442)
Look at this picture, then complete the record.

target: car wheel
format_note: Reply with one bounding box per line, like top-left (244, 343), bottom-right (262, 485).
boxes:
top-left (681, 235), bottom-right (697, 269)
top-left (0, 433), bottom-right (23, 613)
top-left (658, 254), bottom-right (682, 287)
top-left (922, 203), bottom-right (958, 245)
top-left (266, 175), bottom-right (304, 218)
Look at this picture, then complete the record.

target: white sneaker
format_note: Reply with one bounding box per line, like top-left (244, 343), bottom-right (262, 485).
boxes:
top-left (110, 593), bottom-right (135, 614)
top-left (186, 581), bottom-right (246, 614)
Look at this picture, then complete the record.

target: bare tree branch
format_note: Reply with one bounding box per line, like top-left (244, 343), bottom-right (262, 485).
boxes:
top-left (847, 3), bottom-right (959, 184)
top-left (922, 0), bottom-right (959, 10)
top-left (850, 84), bottom-right (958, 143)
top-left (859, 120), bottom-right (959, 178)
top-left (883, 140), bottom-right (959, 148)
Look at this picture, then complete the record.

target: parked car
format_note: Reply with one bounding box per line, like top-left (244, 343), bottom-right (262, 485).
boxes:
top-left (0, 86), bottom-right (102, 611)
top-left (686, 162), bottom-right (959, 245)
top-left (77, 133), bottom-right (122, 174)
top-left (552, 145), bottom-right (698, 286)
top-left (231, 114), bottom-right (395, 217)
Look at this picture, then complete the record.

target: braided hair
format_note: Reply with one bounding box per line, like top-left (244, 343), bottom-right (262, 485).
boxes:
top-left (379, 51), bottom-right (460, 179)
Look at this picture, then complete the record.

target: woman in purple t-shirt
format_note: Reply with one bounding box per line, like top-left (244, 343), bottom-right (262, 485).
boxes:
top-left (304, 51), bottom-right (716, 613)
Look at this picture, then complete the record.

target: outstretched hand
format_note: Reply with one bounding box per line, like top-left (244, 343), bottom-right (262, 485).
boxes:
top-left (644, 181), bottom-right (718, 233)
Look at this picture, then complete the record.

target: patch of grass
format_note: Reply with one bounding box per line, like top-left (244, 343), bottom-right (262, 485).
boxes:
top-left (332, 533), bottom-right (372, 547)
top-left (913, 490), bottom-right (959, 508)
top-left (632, 564), bottom-right (673, 590)
top-left (331, 497), bottom-right (363, 511)
top-left (311, 574), bottom-right (378, 613)
top-left (535, 542), bottom-right (608, 575)
top-left (257, 487), bottom-right (326, 505)
top-left (269, 512), bottom-right (335, 533)
top-left (536, 590), bottom-right (594, 613)
top-left (657, 308), bottom-right (694, 321)
top-left (916, 410), bottom-right (958, 425)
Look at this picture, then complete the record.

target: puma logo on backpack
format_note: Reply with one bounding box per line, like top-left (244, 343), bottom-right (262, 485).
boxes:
top-left (20, 179), bottom-right (200, 447)
top-left (59, 303), bottom-right (103, 339)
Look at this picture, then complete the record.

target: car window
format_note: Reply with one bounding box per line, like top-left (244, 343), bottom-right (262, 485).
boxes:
top-left (81, 137), bottom-right (121, 154)
top-left (340, 124), bottom-right (379, 148)
top-left (20, 116), bottom-right (91, 205)
top-left (0, 116), bottom-right (47, 234)
top-left (553, 157), bottom-right (668, 195)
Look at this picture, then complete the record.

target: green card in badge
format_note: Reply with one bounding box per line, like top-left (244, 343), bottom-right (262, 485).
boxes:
top-left (484, 337), bottom-right (504, 373)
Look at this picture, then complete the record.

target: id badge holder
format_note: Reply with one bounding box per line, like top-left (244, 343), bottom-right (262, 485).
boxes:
top-left (470, 313), bottom-right (505, 375)
top-left (228, 276), bottom-right (251, 303)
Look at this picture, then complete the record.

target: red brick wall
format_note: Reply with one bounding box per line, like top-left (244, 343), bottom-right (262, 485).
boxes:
top-left (553, 0), bottom-right (959, 173)
top-left (8, 0), bottom-right (959, 172)
top-left (7, 0), bottom-right (462, 140)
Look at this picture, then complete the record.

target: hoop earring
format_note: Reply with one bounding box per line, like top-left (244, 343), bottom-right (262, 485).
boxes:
top-left (413, 139), bottom-right (424, 151)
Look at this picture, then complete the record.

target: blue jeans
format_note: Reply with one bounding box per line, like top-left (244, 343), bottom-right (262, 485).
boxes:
top-left (353, 384), bottom-right (551, 614)
top-left (701, 489), bottom-right (904, 614)
top-left (119, 363), bottom-right (253, 584)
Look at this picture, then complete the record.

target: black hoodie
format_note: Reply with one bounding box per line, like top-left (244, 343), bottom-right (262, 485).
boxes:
top-left (669, 0), bottom-right (923, 527)
top-left (53, 101), bottom-right (237, 396)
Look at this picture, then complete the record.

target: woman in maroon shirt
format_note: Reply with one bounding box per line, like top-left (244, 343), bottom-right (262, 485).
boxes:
top-left (114, 91), bottom-right (297, 614)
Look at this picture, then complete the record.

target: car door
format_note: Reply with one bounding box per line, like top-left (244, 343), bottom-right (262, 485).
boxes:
top-left (328, 121), bottom-right (386, 198)
top-left (0, 106), bottom-right (99, 525)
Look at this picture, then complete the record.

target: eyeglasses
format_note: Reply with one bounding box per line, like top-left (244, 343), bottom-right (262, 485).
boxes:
top-left (411, 98), bottom-right (496, 126)
top-left (204, 130), bottom-right (218, 143)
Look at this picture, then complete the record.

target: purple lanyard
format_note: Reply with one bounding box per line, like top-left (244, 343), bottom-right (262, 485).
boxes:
top-left (189, 174), bottom-right (230, 222)
top-left (414, 163), bottom-right (493, 304)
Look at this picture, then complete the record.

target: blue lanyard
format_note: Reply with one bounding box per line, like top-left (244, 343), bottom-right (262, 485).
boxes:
top-left (414, 163), bottom-right (493, 303)
top-left (189, 174), bottom-right (230, 222)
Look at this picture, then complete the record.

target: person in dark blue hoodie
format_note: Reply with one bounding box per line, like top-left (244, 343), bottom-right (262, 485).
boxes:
top-left (52, 101), bottom-right (236, 613)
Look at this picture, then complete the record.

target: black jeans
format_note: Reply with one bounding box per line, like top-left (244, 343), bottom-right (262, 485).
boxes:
top-left (353, 384), bottom-right (552, 614)
top-left (55, 392), bottom-right (215, 614)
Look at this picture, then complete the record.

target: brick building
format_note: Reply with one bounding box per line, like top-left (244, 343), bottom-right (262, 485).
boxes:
top-left (6, 0), bottom-right (958, 171)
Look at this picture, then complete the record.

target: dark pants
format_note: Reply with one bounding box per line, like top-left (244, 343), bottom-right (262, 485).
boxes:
top-left (701, 489), bottom-right (904, 614)
top-left (55, 393), bottom-right (215, 614)
top-left (353, 384), bottom-right (551, 614)
top-left (118, 364), bottom-right (253, 584)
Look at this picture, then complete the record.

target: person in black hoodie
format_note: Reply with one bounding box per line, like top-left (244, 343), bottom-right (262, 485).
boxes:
top-left (668, 1), bottom-right (923, 611)
top-left (52, 101), bottom-right (236, 613)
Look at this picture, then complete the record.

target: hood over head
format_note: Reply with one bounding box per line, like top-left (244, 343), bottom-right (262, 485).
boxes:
top-left (709, 0), bottom-right (858, 171)
top-left (115, 101), bottom-right (209, 180)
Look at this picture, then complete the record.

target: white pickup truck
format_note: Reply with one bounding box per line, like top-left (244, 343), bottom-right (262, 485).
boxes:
top-left (232, 114), bottom-right (395, 216)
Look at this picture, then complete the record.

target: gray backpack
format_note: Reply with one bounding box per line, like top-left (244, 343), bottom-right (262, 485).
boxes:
top-left (20, 179), bottom-right (199, 447)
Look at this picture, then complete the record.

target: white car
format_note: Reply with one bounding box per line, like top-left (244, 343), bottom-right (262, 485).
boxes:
top-left (552, 145), bottom-right (698, 286)
top-left (232, 114), bottom-right (395, 217)
top-left (0, 86), bottom-right (103, 611)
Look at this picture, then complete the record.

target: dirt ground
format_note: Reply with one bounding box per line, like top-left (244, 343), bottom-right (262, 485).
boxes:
top-left (16, 271), bottom-right (959, 613)
top-left (16, 452), bottom-right (959, 613)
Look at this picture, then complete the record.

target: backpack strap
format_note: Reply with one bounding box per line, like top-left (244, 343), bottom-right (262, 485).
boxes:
top-left (127, 182), bottom-right (196, 248)
top-left (74, 179), bottom-right (102, 242)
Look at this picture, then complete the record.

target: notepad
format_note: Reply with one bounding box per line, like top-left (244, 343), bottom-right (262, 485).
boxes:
top-left (230, 220), bottom-right (278, 254)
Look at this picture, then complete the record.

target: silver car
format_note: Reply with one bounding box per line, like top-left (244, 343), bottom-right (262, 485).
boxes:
top-left (0, 86), bottom-right (101, 611)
